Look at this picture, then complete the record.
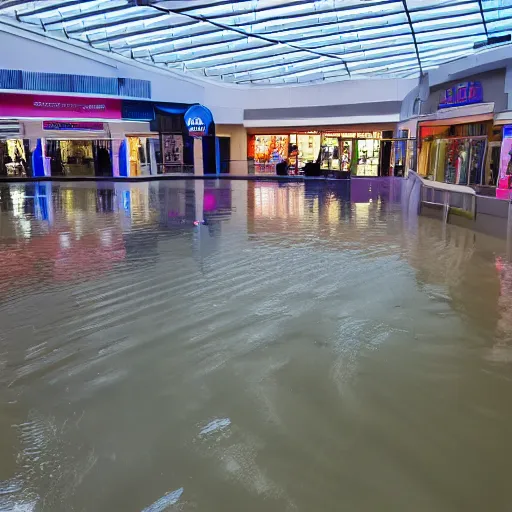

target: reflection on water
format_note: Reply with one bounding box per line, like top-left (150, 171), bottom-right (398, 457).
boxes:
top-left (0, 178), bottom-right (511, 511)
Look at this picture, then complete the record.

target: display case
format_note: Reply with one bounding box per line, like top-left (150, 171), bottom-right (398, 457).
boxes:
top-left (253, 135), bottom-right (288, 174)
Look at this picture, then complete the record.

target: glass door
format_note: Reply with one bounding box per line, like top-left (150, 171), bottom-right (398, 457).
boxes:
top-left (320, 136), bottom-right (340, 171)
top-left (355, 139), bottom-right (380, 176)
top-left (340, 139), bottom-right (353, 173)
top-left (297, 134), bottom-right (320, 172)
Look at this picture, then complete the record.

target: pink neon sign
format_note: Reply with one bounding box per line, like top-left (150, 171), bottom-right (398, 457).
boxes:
top-left (0, 93), bottom-right (122, 120)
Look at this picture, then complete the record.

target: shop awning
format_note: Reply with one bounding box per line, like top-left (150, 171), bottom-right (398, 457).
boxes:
top-left (418, 102), bottom-right (495, 126)
top-left (154, 104), bottom-right (191, 116)
top-left (494, 111), bottom-right (512, 125)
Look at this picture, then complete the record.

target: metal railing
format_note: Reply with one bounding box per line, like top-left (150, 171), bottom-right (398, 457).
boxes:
top-left (158, 164), bottom-right (194, 174)
top-left (408, 170), bottom-right (476, 221)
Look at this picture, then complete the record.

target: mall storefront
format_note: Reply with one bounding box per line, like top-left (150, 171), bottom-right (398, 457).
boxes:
top-left (0, 93), bottom-right (126, 178)
top-left (416, 77), bottom-right (512, 192)
top-left (0, 93), bottom-right (214, 178)
top-left (247, 127), bottom-right (415, 177)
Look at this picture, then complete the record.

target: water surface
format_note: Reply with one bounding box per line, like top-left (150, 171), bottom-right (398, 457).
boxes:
top-left (0, 179), bottom-right (511, 511)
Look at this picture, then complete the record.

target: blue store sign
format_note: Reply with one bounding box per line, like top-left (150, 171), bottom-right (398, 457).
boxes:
top-left (184, 104), bottom-right (214, 137)
top-left (439, 81), bottom-right (483, 109)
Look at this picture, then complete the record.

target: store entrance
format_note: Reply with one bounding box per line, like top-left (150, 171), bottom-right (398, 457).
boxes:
top-left (0, 139), bottom-right (31, 177)
top-left (45, 140), bottom-right (113, 177)
top-left (486, 142), bottom-right (501, 186)
top-left (128, 137), bottom-right (159, 176)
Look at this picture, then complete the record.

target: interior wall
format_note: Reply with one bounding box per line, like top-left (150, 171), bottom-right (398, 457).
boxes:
top-left (216, 124), bottom-right (248, 175)
top-left (421, 69), bottom-right (508, 115)
top-left (397, 119), bottom-right (418, 138)
top-left (0, 26), bottom-right (206, 105)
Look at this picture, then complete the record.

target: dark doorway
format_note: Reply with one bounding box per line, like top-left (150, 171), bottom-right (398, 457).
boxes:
top-left (93, 141), bottom-right (113, 177)
top-left (202, 137), bottom-right (217, 174)
top-left (218, 136), bottom-right (230, 174)
top-left (379, 130), bottom-right (393, 177)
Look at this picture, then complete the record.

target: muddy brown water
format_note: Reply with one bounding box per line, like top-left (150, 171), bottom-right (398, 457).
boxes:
top-left (0, 179), bottom-right (511, 511)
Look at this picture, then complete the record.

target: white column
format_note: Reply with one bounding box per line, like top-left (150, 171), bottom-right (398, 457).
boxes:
top-left (193, 138), bottom-right (203, 175)
top-left (195, 179), bottom-right (204, 222)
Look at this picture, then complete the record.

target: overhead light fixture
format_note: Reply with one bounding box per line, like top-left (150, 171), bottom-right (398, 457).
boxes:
top-left (474, 34), bottom-right (511, 49)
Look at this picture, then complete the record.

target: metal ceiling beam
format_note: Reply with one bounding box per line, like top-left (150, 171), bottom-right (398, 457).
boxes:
top-left (79, 0), bottom-right (485, 52)
top-left (105, 2), bottom-right (492, 58)
top-left (202, 42), bottom-right (415, 75)
top-left (43, 6), bottom-right (159, 28)
top-left (476, 0), bottom-right (489, 38)
top-left (154, 18), bottom-right (487, 68)
top-left (117, 10), bottom-right (407, 53)
top-left (191, 29), bottom-right (483, 72)
top-left (143, 10), bottom-right (489, 63)
top-left (135, 34), bottom-right (249, 58)
top-left (212, 33), bottom-right (481, 79)
top-left (223, 48), bottom-right (420, 82)
top-left (0, 0), bottom-right (43, 10)
top-left (209, 56), bottom-right (318, 77)
top-left (15, 0), bottom-right (100, 18)
top-left (238, 58), bottom-right (421, 84)
top-left (234, 0), bottom-right (476, 30)
top-left (144, 21), bottom-right (413, 59)
top-left (402, 0), bottom-right (423, 75)
top-left (148, 4), bottom-right (352, 77)
top-left (85, 0), bottom-right (398, 45)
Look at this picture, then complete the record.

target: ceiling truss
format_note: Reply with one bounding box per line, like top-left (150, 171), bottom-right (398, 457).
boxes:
top-left (0, 0), bottom-right (510, 85)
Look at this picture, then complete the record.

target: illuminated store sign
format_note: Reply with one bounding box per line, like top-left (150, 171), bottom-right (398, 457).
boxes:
top-left (43, 121), bottom-right (105, 131)
top-left (184, 104), bottom-right (214, 138)
top-left (323, 132), bottom-right (382, 139)
top-left (0, 93), bottom-right (122, 119)
top-left (439, 81), bottom-right (483, 109)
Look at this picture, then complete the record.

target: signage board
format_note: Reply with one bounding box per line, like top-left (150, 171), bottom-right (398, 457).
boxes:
top-left (0, 93), bottom-right (122, 119)
top-left (323, 132), bottom-right (382, 139)
top-left (439, 81), bottom-right (483, 109)
top-left (184, 104), bottom-right (214, 137)
top-left (43, 121), bottom-right (105, 131)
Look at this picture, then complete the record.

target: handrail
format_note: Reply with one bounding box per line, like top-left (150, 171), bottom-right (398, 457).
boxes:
top-left (408, 170), bottom-right (476, 195)
top-left (408, 170), bottom-right (477, 221)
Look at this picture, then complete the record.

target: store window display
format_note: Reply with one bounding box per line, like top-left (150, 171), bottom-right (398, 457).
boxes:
top-left (355, 139), bottom-right (380, 176)
top-left (418, 123), bottom-right (489, 186)
top-left (128, 137), bottom-right (159, 176)
top-left (320, 134), bottom-right (340, 171)
top-left (297, 134), bottom-right (321, 172)
top-left (45, 140), bottom-right (113, 177)
top-left (0, 139), bottom-right (30, 177)
top-left (253, 135), bottom-right (288, 174)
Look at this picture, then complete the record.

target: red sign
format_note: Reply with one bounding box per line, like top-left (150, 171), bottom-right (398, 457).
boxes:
top-left (0, 93), bottom-right (122, 120)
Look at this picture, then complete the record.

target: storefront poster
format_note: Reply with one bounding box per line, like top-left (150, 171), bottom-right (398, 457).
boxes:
top-left (0, 93), bottom-right (122, 120)
top-left (162, 134), bottom-right (183, 165)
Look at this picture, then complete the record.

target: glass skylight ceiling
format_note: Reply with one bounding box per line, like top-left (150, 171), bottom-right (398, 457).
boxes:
top-left (1, 0), bottom-right (511, 85)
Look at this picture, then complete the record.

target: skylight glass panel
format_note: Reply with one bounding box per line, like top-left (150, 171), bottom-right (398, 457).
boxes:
top-left (0, 0), bottom-right (510, 85)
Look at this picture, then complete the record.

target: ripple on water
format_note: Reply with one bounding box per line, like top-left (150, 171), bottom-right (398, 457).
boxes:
top-left (0, 180), bottom-right (510, 511)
